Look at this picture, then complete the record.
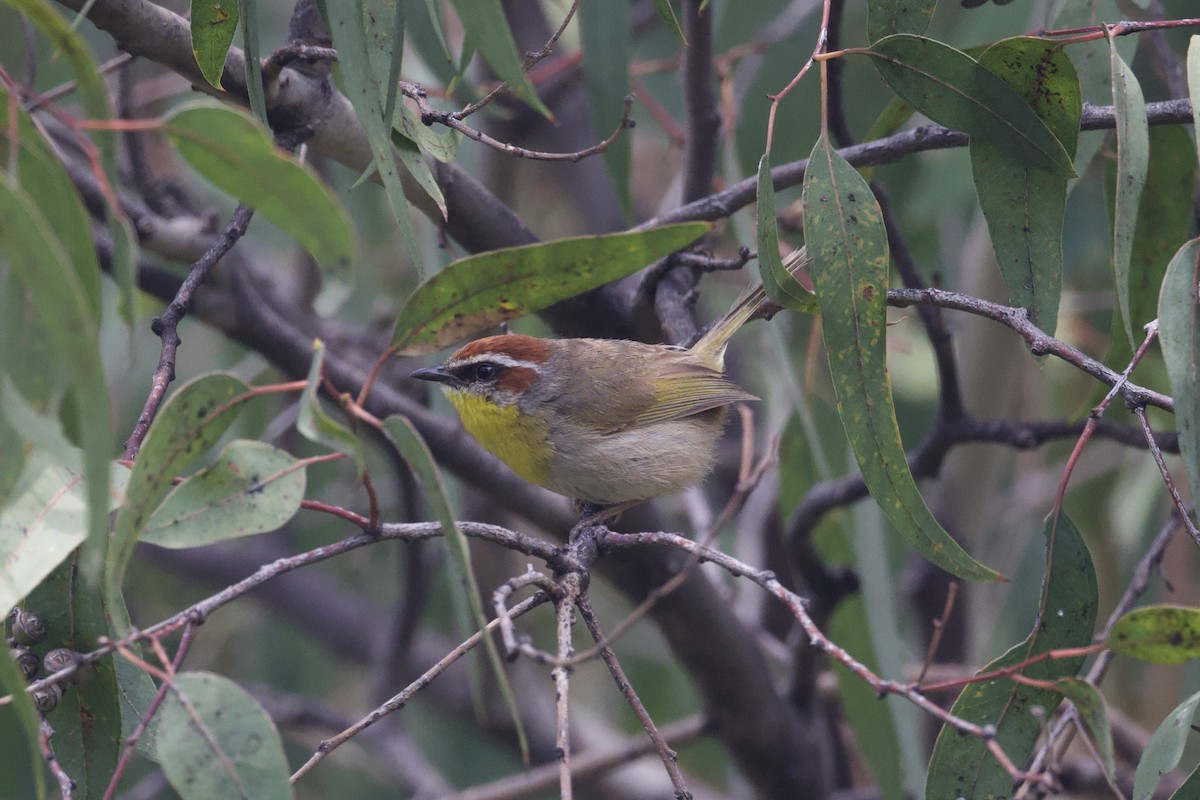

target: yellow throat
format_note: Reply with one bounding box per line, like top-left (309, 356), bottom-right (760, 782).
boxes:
top-left (443, 390), bottom-right (553, 487)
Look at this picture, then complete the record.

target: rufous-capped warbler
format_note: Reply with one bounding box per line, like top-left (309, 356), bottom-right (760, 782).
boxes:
top-left (412, 249), bottom-right (808, 505)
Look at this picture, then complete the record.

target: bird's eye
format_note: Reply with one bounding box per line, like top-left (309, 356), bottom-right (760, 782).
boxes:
top-left (473, 363), bottom-right (498, 381)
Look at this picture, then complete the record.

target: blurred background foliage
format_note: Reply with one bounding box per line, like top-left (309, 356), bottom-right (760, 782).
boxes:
top-left (2, 0), bottom-right (1200, 798)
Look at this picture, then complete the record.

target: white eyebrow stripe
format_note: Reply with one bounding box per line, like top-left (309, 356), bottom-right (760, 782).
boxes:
top-left (449, 353), bottom-right (541, 370)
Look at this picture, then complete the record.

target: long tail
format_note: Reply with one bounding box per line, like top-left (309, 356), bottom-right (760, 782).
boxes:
top-left (691, 247), bottom-right (811, 364)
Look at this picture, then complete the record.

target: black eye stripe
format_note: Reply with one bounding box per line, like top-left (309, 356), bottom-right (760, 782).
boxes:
top-left (454, 361), bottom-right (501, 382)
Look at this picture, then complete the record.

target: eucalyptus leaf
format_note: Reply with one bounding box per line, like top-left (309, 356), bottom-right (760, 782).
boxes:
top-left (392, 222), bottom-right (711, 354)
top-left (925, 515), bottom-right (1097, 799)
top-left (1133, 689), bottom-right (1200, 800)
top-left (190, 0), bottom-right (240, 90)
top-left (143, 440), bottom-right (306, 548)
top-left (803, 134), bottom-right (999, 582)
top-left (973, 38), bottom-right (1079, 336)
top-left (106, 373), bottom-right (249, 624)
top-left (157, 672), bottom-right (292, 800)
top-left (163, 101), bottom-right (356, 268)
top-left (1109, 43), bottom-right (1149, 347)
top-left (866, 34), bottom-right (1075, 176)
top-left (1108, 605), bottom-right (1200, 664)
top-left (1159, 238), bottom-right (1200, 515)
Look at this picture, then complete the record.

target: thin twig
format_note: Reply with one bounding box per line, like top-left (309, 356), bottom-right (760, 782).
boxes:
top-left (407, 83), bottom-right (635, 162)
top-left (289, 593), bottom-right (547, 783)
top-left (1136, 406), bottom-right (1200, 548)
top-left (123, 204), bottom-right (255, 459)
top-left (577, 593), bottom-right (692, 798)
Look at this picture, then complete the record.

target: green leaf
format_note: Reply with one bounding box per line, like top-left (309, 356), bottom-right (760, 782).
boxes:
top-left (448, 0), bottom-right (551, 118)
top-left (391, 222), bottom-right (712, 354)
top-left (0, 461), bottom-right (128, 616)
top-left (802, 134), bottom-right (999, 582)
top-left (157, 672), bottom-right (292, 800)
top-left (163, 100), bottom-right (356, 268)
top-left (142, 440), bottom-right (306, 548)
top-left (297, 340), bottom-right (365, 476)
top-left (1108, 605), bottom-right (1200, 664)
top-left (972, 38), bottom-right (1080, 336)
top-left (1055, 0), bottom-right (1134, 175)
top-left (649, 0), bottom-right (684, 41)
top-left (865, 34), bottom-right (1075, 176)
top-left (382, 415), bottom-right (529, 761)
top-left (1169, 764), bottom-right (1200, 800)
top-left (0, 83), bottom-right (102, 320)
top-left (8, 0), bottom-right (139, 331)
top-left (321, 0), bottom-right (425, 275)
top-left (755, 154), bottom-right (819, 314)
top-left (1133, 689), bottom-right (1200, 800)
top-left (925, 515), bottom-right (1098, 799)
top-left (1190, 37), bottom-right (1200, 166)
top-left (0, 176), bottom-right (111, 593)
top-left (1160, 238), bottom-right (1200, 513)
top-left (867, 0), bottom-right (935, 43)
top-left (579, 0), bottom-right (632, 217)
top-left (191, 0), bottom-right (240, 90)
top-left (106, 373), bottom-right (249, 624)
top-left (29, 560), bottom-right (124, 799)
top-left (1108, 42), bottom-right (1149, 347)
top-left (239, 0), bottom-right (268, 123)
top-left (1054, 678), bottom-right (1115, 783)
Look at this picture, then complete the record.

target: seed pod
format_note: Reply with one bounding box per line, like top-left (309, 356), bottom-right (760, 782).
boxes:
top-left (41, 648), bottom-right (79, 675)
top-left (33, 684), bottom-right (63, 713)
top-left (11, 611), bottom-right (46, 646)
top-left (10, 646), bottom-right (40, 681)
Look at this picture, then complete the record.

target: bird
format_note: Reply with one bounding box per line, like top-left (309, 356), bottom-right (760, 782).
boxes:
top-left (412, 249), bottom-right (808, 506)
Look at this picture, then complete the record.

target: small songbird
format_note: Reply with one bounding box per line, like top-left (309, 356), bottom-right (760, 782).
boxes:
top-left (412, 250), bottom-right (807, 505)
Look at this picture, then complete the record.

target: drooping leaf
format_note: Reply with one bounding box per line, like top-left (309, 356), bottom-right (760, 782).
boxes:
top-left (865, 34), bottom-right (1075, 176)
top-left (1159, 239), bottom-right (1200, 512)
top-left (8, 0), bottom-right (139, 333)
top-left (925, 515), bottom-right (1098, 799)
top-left (382, 415), bottom-right (529, 761)
top-left (106, 373), bottom-right (249, 624)
top-left (391, 222), bottom-right (711, 354)
top-left (972, 38), bottom-right (1080, 336)
top-left (190, 0), bottom-right (240, 90)
top-left (239, 0), bottom-right (268, 123)
top-left (0, 83), bottom-right (102, 319)
top-left (447, 0), bottom-right (551, 118)
top-left (1190, 36), bottom-right (1200, 165)
top-left (649, 0), bottom-right (684, 41)
top-left (1055, 0), bottom-right (1135, 175)
top-left (321, 0), bottom-right (425, 274)
top-left (579, 0), bottom-right (632, 217)
top-left (163, 101), bottom-right (356, 268)
top-left (0, 177), bottom-right (111, 592)
top-left (803, 134), bottom-right (999, 582)
top-left (756, 154), bottom-right (819, 314)
top-left (1133, 689), bottom-right (1200, 800)
top-left (1095, 126), bottom-right (1199, 411)
top-left (1108, 605), bottom-right (1200, 664)
top-left (157, 672), bottom-right (292, 800)
top-left (297, 341), bottom-right (365, 477)
top-left (1108, 42), bottom-right (1149, 347)
top-left (867, 0), bottom-right (935, 43)
top-left (1053, 678), bottom-right (1115, 783)
top-left (142, 441), bottom-right (306, 548)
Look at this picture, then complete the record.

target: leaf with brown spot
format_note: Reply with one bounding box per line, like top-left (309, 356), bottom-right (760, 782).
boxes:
top-left (392, 223), bottom-right (711, 354)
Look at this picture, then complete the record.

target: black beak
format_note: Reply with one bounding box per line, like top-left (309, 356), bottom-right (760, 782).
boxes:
top-left (411, 365), bottom-right (456, 385)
